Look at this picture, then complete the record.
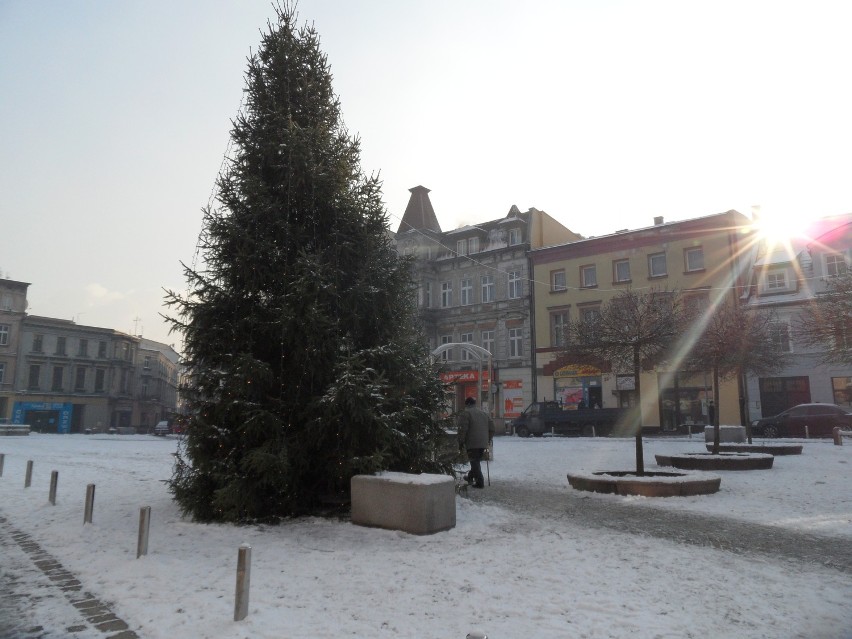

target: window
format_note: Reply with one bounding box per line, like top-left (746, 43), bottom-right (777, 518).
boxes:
top-left (0, 362), bottom-right (5, 384)
top-left (580, 265), bottom-right (597, 288)
top-left (509, 328), bottom-right (523, 358)
top-left (441, 282), bottom-right (452, 308)
top-left (460, 332), bottom-right (474, 360)
top-left (56, 336), bottom-right (66, 356)
top-left (648, 253), bottom-right (667, 277)
top-left (439, 335), bottom-right (453, 362)
top-left (685, 247), bottom-right (704, 272)
top-left (78, 339), bottom-right (88, 357)
top-left (551, 311), bottom-right (569, 347)
top-left (33, 334), bottom-right (43, 353)
top-left (28, 365), bottom-right (40, 390)
top-left (508, 228), bottom-right (522, 245)
top-left (613, 259), bottom-right (630, 283)
top-left (481, 275), bottom-right (495, 303)
top-left (95, 369), bottom-right (106, 392)
top-left (456, 240), bottom-right (467, 256)
top-left (0, 294), bottom-right (11, 311)
top-left (551, 270), bottom-right (566, 292)
top-left (481, 330), bottom-right (495, 355)
top-left (766, 272), bottom-right (786, 290)
top-left (468, 237), bottom-right (480, 254)
top-left (98, 341), bottom-right (107, 358)
top-left (143, 355), bottom-right (152, 369)
top-left (580, 306), bottom-right (602, 324)
top-left (770, 322), bottom-right (791, 353)
top-left (52, 366), bottom-right (64, 391)
top-left (423, 282), bottom-right (431, 308)
top-left (826, 254), bottom-right (848, 277)
top-left (460, 278), bottom-right (473, 306)
top-left (0, 324), bottom-right (8, 346)
top-left (508, 270), bottom-right (522, 299)
top-left (74, 367), bottom-right (86, 391)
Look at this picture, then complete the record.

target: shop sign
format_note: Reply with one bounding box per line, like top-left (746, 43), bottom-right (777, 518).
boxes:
top-left (440, 370), bottom-right (490, 384)
top-left (554, 364), bottom-right (601, 378)
top-left (502, 380), bottom-right (524, 418)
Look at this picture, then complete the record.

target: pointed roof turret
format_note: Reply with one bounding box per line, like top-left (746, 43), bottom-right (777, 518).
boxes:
top-left (397, 185), bottom-right (442, 234)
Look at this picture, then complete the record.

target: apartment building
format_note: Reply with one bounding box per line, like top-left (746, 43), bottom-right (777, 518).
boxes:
top-left (743, 214), bottom-right (852, 419)
top-left (529, 210), bottom-right (755, 430)
top-left (394, 185), bottom-right (579, 423)
top-left (0, 278), bottom-right (30, 422)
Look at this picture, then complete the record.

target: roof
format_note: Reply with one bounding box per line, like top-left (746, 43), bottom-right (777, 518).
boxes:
top-left (397, 185), bottom-right (442, 234)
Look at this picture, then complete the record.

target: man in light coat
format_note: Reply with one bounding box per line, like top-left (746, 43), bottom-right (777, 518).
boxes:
top-left (457, 396), bottom-right (495, 489)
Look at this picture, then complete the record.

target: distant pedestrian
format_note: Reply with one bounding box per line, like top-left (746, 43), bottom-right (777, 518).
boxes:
top-left (457, 397), bottom-right (495, 489)
top-left (577, 399), bottom-right (587, 409)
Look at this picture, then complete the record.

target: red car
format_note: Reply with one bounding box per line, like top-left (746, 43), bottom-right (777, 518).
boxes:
top-left (751, 403), bottom-right (852, 438)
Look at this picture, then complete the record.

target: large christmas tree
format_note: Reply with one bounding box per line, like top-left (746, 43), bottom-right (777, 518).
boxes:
top-left (166, 6), bottom-right (450, 522)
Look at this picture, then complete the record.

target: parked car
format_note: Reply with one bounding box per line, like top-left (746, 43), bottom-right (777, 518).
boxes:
top-left (751, 403), bottom-right (852, 438)
top-left (154, 420), bottom-right (170, 436)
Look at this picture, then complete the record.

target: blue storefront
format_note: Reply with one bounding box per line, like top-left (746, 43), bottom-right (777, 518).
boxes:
top-left (12, 402), bottom-right (73, 434)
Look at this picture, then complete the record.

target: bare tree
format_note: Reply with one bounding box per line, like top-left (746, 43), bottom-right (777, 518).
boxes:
top-left (684, 301), bottom-right (786, 451)
top-left (566, 288), bottom-right (688, 475)
top-left (793, 271), bottom-right (852, 366)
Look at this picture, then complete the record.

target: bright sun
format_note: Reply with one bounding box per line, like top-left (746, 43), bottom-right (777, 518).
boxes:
top-left (753, 209), bottom-right (814, 245)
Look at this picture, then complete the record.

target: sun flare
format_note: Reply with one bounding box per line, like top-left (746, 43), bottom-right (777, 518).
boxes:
top-left (752, 208), bottom-right (816, 246)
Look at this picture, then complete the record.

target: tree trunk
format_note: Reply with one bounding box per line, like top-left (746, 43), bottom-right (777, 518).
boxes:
top-left (711, 366), bottom-right (721, 454)
top-left (634, 346), bottom-right (644, 475)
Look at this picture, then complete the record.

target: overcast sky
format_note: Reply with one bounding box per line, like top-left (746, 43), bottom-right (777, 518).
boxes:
top-left (2, 0), bottom-right (851, 347)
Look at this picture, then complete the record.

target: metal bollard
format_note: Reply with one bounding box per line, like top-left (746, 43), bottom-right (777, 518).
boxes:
top-left (834, 426), bottom-right (843, 446)
top-left (84, 484), bottom-right (96, 524)
top-left (25, 460), bottom-right (33, 488)
top-left (466, 632), bottom-right (488, 639)
top-left (0, 453), bottom-right (4, 477)
top-left (49, 471), bottom-right (58, 505)
top-left (137, 506), bottom-right (151, 558)
top-left (804, 424), bottom-right (809, 439)
top-left (234, 544), bottom-right (252, 621)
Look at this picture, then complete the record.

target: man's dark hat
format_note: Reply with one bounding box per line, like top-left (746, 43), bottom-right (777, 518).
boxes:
top-left (465, 397), bottom-right (476, 406)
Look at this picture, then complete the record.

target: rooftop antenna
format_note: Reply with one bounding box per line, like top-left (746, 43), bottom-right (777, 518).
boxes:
top-left (132, 316), bottom-right (143, 337)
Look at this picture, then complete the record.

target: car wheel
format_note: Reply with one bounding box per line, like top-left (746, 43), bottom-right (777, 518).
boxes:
top-left (763, 423), bottom-right (779, 438)
top-left (515, 425), bottom-right (530, 438)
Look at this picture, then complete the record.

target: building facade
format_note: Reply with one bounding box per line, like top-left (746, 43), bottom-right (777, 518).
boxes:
top-left (529, 211), bottom-right (755, 430)
top-left (743, 214), bottom-right (852, 419)
top-left (1, 281), bottom-right (181, 433)
top-left (0, 278), bottom-right (30, 423)
top-left (394, 185), bottom-right (579, 425)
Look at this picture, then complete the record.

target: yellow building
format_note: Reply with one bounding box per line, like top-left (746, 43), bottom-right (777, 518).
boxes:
top-left (529, 211), bottom-right (755, 431)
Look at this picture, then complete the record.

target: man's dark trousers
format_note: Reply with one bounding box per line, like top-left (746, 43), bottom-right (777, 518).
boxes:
top-left (466, 448), bottom-right (486, 488)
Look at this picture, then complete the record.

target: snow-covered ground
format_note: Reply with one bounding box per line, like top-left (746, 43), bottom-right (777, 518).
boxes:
top-left (0, 432), bottom-right (849, 639)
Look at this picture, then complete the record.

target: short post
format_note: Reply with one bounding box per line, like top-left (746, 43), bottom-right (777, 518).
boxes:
top-left (234, 544), bottom-right (252, 621)
top-left (137, 506), bottom-right (151, 558)
top-left (834, 426), bottom-right (843, 446)
top-left (466, 632), bottom-right (488, 639)
top-left (84, 483), bottom-right (95, 524)
top-left (0, 453), bottom-right (5, 477)
top-left (804, 424), bottom-right (810, 439)
top-left (24, 460), bottom-right (33, 488)
top-left (49, 470), bottom-right (59, 505)
top-left (591, 425), bottom-right (597, 438)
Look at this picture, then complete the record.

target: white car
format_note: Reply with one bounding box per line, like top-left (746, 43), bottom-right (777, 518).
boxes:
top-left (154, 421), bottom-right (170, 436)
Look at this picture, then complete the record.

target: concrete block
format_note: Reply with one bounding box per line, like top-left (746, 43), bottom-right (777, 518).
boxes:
top-left (351, 472), bottom-right (456, 535)
top-left (704, 425), bottom-right (745, 443)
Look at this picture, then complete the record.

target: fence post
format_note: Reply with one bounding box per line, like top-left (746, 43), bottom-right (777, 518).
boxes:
top-left (137, 506), bottom-right (151, 558)
top-left (49, 470), bottom-right (58, 505)
top-left (834, 426), bottom-right (843, 446)
top-left (84, 484), bottom-right (95, 524)
top-left (25, 460), bottom-right (33, 488)
top-left (234, 544), bottom-right (252, 621)
top-left (804, 424), bottom-right (810, 439)
top-left (0, 453), bottom-right (4, 477)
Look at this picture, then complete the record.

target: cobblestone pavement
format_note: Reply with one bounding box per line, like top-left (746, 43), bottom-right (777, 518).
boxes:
top-left (476, 481), bottom-right (852, 574)
top-left (0, 515), bottom-right (138, 639)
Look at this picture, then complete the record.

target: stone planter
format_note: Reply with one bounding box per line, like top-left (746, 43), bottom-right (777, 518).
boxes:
top-left (704, 425), bottom-right (746, 443)
top-left (655, 452), bottom-right (774, 471)
top-left (567, 470), bottom-right (721, 497)
top-left (705, 443), bottom-right (803, 455)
